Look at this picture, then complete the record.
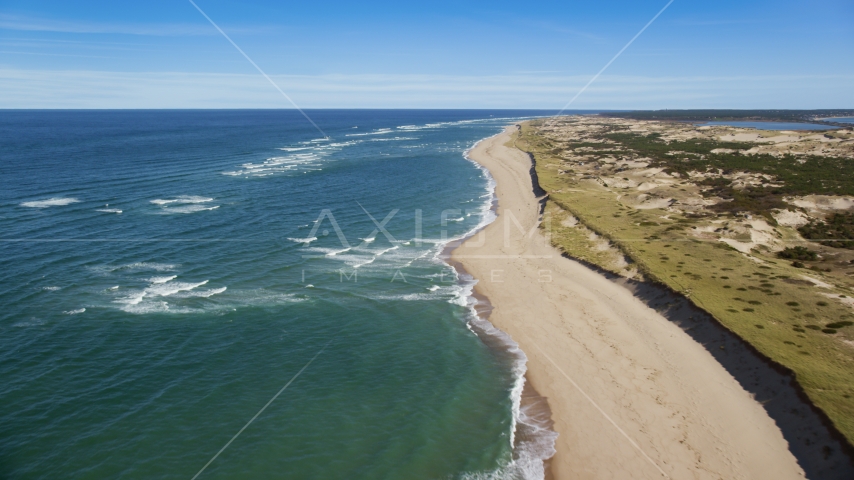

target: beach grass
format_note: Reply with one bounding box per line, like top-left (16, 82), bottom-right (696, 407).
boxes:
top-left (514, 119), bottom-right (854, 446)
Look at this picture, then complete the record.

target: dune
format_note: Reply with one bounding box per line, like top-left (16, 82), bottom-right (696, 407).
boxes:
top-left (452, 127), bottom-right (806, 479)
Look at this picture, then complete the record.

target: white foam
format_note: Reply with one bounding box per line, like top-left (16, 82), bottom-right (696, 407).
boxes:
top-left (224, 155), bottom-right (319, 176)
top-left (149, 275), bottom-right (177, 284)
top-left (145, 280), bottom-right (208, 297)
top-left (315, 249), bottom-right (367, 267)
top-left (449, 273), bottom-right (475, 307)
top-left (352, 257), bottom-right (378, 269)
top-left (305, 246), bottom-right (345, 256)
top-left (96, 208), bottom-right (122, 214)
top-left (371, 292), bottom-right (441, 301)
top-left (392, 117), bottom-right (546, 138)
top-left (225, 140), bottom-right (360, 177)
top-left (369, 282), bottom-right (466, 303)
top-left (120, 300), bottom-right (173, 314)
top-left (118, 291), bottom-right (147, 306)
top-left (21, 197), bottom-right (80, 208)
top-left (345, 128), bottom-right (393, 137)
top-left (63, 308), bottom-right (86, 315)
top-left (327, 141), bottom-right (360, 148)
top-left (369, 136), bottom-right (418, 142)
top-left (111, 262), bottom-right (178, 272)
top-left (424, 117), bottom-right (536, 130)
top-left (405, 238), bottom-right (445, 245)
top-left (360, 237), bottom-right (376, 243)
top-left (150, 196), bottom-right (214, 205)
top-left (42, 286), bottom-right (61, 291)
top-left (399, 122), bottom-right (454, 131)
top-left (458, 270), bottom-right (556, 480)
top-left (228, 289), bottom-right (306, 306)
top-left (158, 204), bottom-right (219, 214)
top-left (151, 196), bottom-right (218, 214)
top-left (451, 133), bottom-right (556, 480)
top-left (288, 237), bottom-right (318, 245)
top-left (174, 286), bottom-right (227, 298)
top-left (398, 248), bottom-right (433, 268)
top-left (416, 138), bottom-right (500, 272)
top-left (114, 278), bottom-right (214, 313)
top-left (353, 245), bottom-right (399, 269)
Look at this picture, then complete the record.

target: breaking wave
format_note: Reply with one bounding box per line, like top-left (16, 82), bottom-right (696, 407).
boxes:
top-left (151, 196), bottom-right (218, 214)
top-left (453, 136), bottom-right (556, 480)
top-left (21, 197), bottom-right (80, 208)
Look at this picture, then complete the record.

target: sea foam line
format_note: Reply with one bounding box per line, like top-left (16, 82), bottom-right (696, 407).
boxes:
top-left (151, 196), bottom-right (220, 214)
top-left (353, 246), bottom-right (399, 269)
top-left (344, 128), bottom-right (393, 137)
top-left (151, 196), bottom-right (213, 205)
top-left (450, 132), bottom-right (556, 480)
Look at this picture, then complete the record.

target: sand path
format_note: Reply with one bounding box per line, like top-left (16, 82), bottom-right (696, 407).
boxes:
top-left (453, 127), bottom-right (805, 479)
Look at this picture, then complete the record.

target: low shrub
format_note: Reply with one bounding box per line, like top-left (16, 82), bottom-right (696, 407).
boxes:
top-left (777, 246), bottom-right (818, 261)
top-left (827, 321), bottom-right (854, 329)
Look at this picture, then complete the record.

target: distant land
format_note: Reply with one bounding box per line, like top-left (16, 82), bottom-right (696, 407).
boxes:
top-left (513, 110), bottom-right (854, 471)
top-left (600, 109), bottom-right (854, 127)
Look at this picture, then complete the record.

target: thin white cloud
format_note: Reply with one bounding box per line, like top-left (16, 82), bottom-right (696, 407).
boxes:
top-left (0, 50), bottom-right (116, 59)
top-left (0, 14), bottom-right (268, 36)
top-left (0, 69), bottom-right (851, 109)
top-left (670, 17), bottom-right (768, 26)
top-left (0, 37), bottom-right (159, 50)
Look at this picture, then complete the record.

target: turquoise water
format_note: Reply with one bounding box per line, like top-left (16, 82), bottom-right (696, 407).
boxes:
top-left (0, 110), bottom-right (560, 479)
top-left (698, 121), bottom-right (838, 130)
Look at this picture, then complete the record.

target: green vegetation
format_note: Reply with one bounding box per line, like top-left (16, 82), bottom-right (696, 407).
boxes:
top-left (585, 129), bottom-right (854, 216)
top-left (799, 213), bottom-right (854, 249)
top-left (514, 118), bottom-right (854, 446)
top-left (599, 109), bottom-right (854, 124)
top-left (828, 321), bottom-right (854, 329)
top-left (778, 246), bottom-right (819, 261)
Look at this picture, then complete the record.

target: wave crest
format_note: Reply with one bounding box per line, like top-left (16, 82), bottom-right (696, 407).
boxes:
top-left (21, 197), bottom-right (80, 208)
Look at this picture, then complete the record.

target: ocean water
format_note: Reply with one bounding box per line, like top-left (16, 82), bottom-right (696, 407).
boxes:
top-left (823, 117), bottom-right (854, 124)
top-left (698, 120), bottom-right (838, 130)
top-left (0, 110), bottom-right (561, 479)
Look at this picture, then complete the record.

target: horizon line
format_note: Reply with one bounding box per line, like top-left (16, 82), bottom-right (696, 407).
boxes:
top-left (1, 107), bottom-right (853, 111)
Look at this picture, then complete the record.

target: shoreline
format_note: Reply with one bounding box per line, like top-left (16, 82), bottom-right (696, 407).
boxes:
top-left (451, 126), bottom-right (809, 479)
top-left (443, 243), bottom-right (558, 480)
top-left (440, 141), bottom-right (558, 479)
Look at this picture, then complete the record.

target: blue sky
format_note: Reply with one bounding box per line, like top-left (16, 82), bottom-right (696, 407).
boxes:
top-left (1, 0), bottom-right (852, 108)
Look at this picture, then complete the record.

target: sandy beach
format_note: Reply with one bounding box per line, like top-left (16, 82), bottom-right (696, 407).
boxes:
top-left (452, 127), bottom-right (807, 479)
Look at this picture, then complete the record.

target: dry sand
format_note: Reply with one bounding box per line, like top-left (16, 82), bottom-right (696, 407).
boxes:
top-left (452, 127), bottom-right (806, 479)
